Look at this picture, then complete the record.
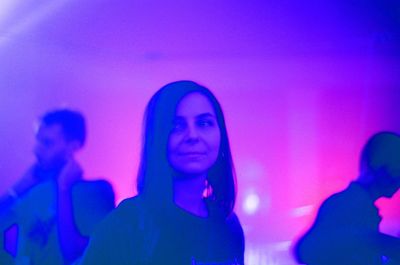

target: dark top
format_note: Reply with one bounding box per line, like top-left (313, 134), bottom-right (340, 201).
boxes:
top-left (80, 195), bottom-right (245, 265)
top-left (295, 182), bottom-right (400, 265)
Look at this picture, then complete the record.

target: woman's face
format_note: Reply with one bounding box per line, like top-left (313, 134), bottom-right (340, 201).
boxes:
top-left (167, 92), bottom-right (221, 176)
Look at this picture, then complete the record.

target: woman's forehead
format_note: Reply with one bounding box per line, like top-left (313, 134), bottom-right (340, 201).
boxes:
top-left (175, 92), bottom-right (216, 116)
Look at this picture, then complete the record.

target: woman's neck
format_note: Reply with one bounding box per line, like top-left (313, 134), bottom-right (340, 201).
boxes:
top-left (173, 174), bottom-right (208, 217)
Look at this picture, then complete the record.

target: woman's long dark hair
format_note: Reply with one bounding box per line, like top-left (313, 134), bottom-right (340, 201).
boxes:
top-left (136, 80), bottom-right (237, 217)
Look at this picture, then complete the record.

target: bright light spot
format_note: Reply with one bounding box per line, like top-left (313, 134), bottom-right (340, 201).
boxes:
top-left (243, 192), bottom-right (260, 215)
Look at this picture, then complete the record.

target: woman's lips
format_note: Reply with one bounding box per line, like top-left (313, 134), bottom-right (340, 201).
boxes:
top-left (179, 152), bottom-right (206, 159)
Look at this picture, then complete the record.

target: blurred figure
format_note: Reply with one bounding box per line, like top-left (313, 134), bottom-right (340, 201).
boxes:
top-left (0, 109), bottom-right (115, 265)
top-left (295, 132), bottom-right (400, 265)
top-left (80, 81), bottom-right (245, 264)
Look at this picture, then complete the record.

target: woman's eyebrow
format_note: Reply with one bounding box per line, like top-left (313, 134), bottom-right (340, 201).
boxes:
top-left (196, 113), bottom-right (216, 119)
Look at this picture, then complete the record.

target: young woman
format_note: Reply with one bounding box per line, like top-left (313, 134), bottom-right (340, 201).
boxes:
top-left (80, 81), bottom-right (245, 265)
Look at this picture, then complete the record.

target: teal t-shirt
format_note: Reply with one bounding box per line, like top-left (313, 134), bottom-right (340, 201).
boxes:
top-left (14, 180), bottom-right (63, 265)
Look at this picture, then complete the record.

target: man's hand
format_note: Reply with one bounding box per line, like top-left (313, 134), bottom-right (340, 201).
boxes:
top-left (57, 159), bottom-right (83, 191)
top-left (56, 158), bottom-right (88, 263)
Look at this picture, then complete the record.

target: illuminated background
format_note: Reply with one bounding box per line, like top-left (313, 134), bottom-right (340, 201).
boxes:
top-left (1, 0), bottom-right (400, 264)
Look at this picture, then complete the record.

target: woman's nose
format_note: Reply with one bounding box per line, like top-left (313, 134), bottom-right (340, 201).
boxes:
top-left (185, 124), bottom-right (200, 141)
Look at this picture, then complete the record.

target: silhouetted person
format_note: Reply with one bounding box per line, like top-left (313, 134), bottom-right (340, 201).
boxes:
top-left (79, 81), bottom-right (245, 264)
top-left (295, 131), bottom-right (400, 265)
top-left (0, 109), bottom-right (115, 265)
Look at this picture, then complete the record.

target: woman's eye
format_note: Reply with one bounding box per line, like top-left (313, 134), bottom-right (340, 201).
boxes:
top-left (197, 119), bottom-right (214, 128)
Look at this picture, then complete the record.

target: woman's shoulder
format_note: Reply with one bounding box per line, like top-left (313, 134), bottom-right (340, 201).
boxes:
top-left (86, 195), bottom-right (143, 235)
top-left (225, 211), bottom-right (244, 236)
top-left (207, 202), bottom-right (244, 245)
top-left (115, 195), bottom-right (144, 212)
top-left (206, 199), bottom-right (241, 224)
top-left (78, 196), bottom-right (147, 265)
top-left (221, 211), bottom-right (245, 263)
top-left (105, 195), bottom-right (148, 224)
top-left (226, 211), bottom-right (241, 225)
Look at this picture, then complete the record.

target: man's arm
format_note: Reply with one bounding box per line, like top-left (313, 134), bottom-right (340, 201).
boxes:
top-left (0, 166), bottom-right (40, 264)
top-left (0, 194), bottom-right (16, 229)
top-left (56, 159), bottom-right (88, 264)
top-left (0, 194), bottom-right (16, 265)
top-left (1, 165), bottom-right (42, 233)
